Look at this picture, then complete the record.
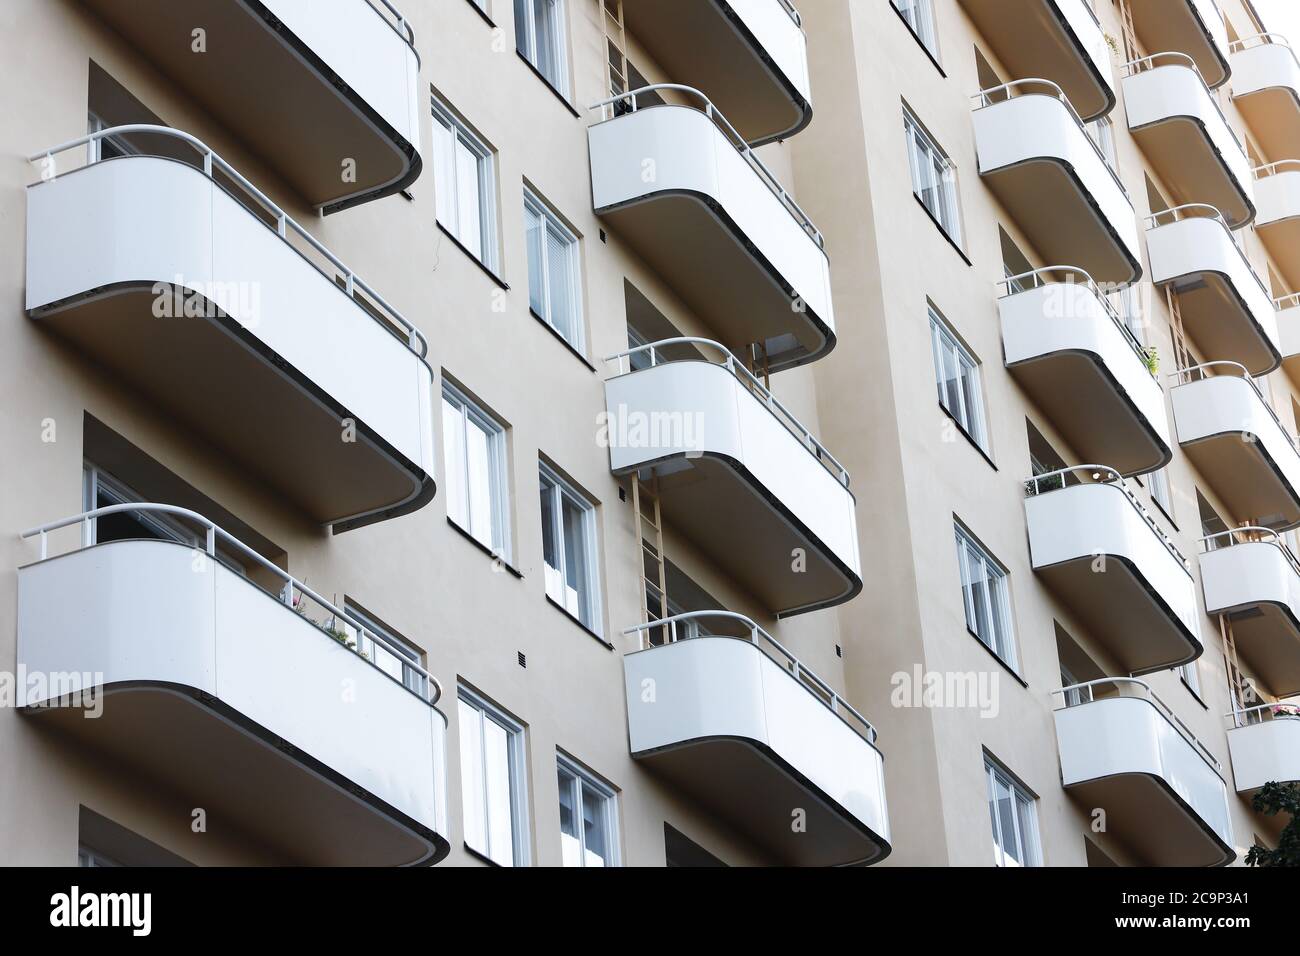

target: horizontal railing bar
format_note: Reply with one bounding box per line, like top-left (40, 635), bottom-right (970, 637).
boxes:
top-left (1199, 526), bottom-right (1300, 578)
top-left (1170, 360), bottom-right (1300, 451)
top-left (1121, 51), bottom-right (1246, 153)
top-left (1146, 203), bottom-right (1272, 300)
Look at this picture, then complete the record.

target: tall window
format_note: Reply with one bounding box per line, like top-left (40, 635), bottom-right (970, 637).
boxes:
top-left (929, 307), bottom-right (988, 451)
top-left (525, 189), bottom-right (583, 351)
top-left (442, 382), bottom-right (511, 560)
top-left (985, 757), bottom-right (1041, 867)
top-left (459, 689), bottom-right (529, 866)
top-left (905, 108), bottom-right (962, 245)
top-left (539, 463), bottom-right (601, 632)
top-left (1149, 468), bottom-right (1174, 520)
top-left (346, 603), bottom-right (427, 698)
top-left (1086, 116), bottom-right (1119, 176)
top-left (431, 96), bottom-right (498, 271)
top-left (557, 755), bottom-right (618, 867)
top-left (955, 524), bottom-right (1018, 670)
top-left (515, 0), bottom-right (568, 91)
top-left (892, 0), bottom-right (938, 59)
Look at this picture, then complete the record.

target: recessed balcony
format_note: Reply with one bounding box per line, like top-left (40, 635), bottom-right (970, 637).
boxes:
top-left (604, 339), bottom-right (860, 617)
top-left (1253, 164), bottom-right (1300, 291)
top-left (622, 615), bottom-right (890, 866)
top-left (18, 506), bottom-right (449, 867)
top-left (1123, 56), bottom-right (1254, 227)
top-left (1000, 268), bottom-right (1171, 475)
top-left (82, 0), bottom-right (421, 212)
top-left (1171, 364), bottom-right (1300, 529)
top-left (973, 81), bottom-right (1141, 284)
top-left (1128, 0), bottom-right (1231, 89)
top-left (1145, 206), bottom-right (1279, 374)
top-left (588, 91), bottom-right (833, 372)
top-left (619, 0), bottom-right (812, 145)
top-left (1024, 469), bottom-right (1201, 675)
top-left (26, 130), bottom-right (436, 533)
top-left (1200, 529), bottom-right (1300, 697)
top-left (1230, 35), bottom-right (1300, 166)
top-left (956, 0), bottom-right (1116, 120)
top-left (1054, 679), bottom-right (1234, 867)
top-left (1225, 706), bottom-right (1300, 793)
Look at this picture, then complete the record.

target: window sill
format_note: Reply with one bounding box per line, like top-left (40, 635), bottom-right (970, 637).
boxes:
top-left (464, 843), bottom-right (503, 867)
top-left (967, 628), bottom-right (1029, 689)
top-left (546, 595), bottom-right (613, 650)
top-left (446, 517), bottom-right (523, 578)
top-left (1180, 677), bottom-right (1210, 710)
top-left (912, 195), bottom-right (971, 266)
top-left (516, 51), bottom-right (582, 119)
top-left (436, 221), bottom-right (510, 291)
top-left (462, 0), bottom-right (496, 28)
top-left (530, 308), bottom-right (597, 372)
top-left (890, 4), bottom-right (946, 77)
top-left (938, 402), bottom-right (997, 471)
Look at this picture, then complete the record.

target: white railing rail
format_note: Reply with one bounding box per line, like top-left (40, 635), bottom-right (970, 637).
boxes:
top-left (1146, 202), bottom-right (1269, 297)
top-left (1024, 464), bottom-right (1191, 569)
top-left (1053, 676), bottom-right (1223, 772)
top-left (775, 0), bottom-right (803, 28)
top-left (1199, 525), bottom-right (1300, 577)
top-left (21, 503), bottom-right (443, 706)
top-left (605, 337), bottom-right (850, 487)
top-left (622, 610), bottom-right (878, 744)
top-left (1169, 360), bottom-right (1300, 450)
top-left (1226, 698), bottom-right (1300, 729)
top-left (1277, 292), bottom-right (1300, 311)
top-left (1122, 51), bottom-right (1247, 153)
top-left (1254, 159), bottom-right (1300, 179)
top-left (588, 84), bottom-right (824, 248)
top-left (369, 0), bottom-right (416, 48)
top-left (1229, 32), bottom-right (1294, 55)
top-left (27, 125), bottom-right (430, 361)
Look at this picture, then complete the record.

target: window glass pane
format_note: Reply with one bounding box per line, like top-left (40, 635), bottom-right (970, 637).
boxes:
top-left (432, 117), bottom-right (457, 228)
top-left (514, 0), bottom-right (532, 59)
top-left (581, 782), bottom-right (608, 867)
top-left (561, 493), bottom-right (589, 622)
top-left (557, 766), bottom-right (581, 867)
top-left (465, 415), bottom-right (494, 547)
top-left (533, 0), bottom-right (559, 84)
top-left (994, 775), bottom-right (1022, 866)
top-left (546, 221), bottom-right (576, 342)
top-left (459, 701), bottom-right (487, 856)
top-left (455, 137), bottom-right (483, 258)
top-left (525, 203), bottom-right (545, 317)
top-left (442, 397), bottom-right (467, 529)
top-left (540, 476), bottom-right (562, 603)
top-left (483, 717), bottom-right (514, 866)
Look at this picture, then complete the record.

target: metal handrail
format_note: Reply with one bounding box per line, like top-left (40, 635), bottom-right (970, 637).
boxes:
top-left (972, 78), bottom-right (1130, 199)
top-left (605, 337), bottom-right (850, 488)
top-left (997, 266), bottom-right (1153, 372)
top-left (587, 84), bottom-right (824, 248)
top-left (1024, 465), bottom-right (1191, 569)
top-left (21, 503), bottom-right (443, 706)
top-left (1146, 203), bottom-right (1271, 299)
top-left (369, 0), bottom-right (416, 48)
top-left (775, 0), bottom-right (803, 28)
top-left (1226, 699), bottom-right (1300, 728)
top-left (1254, 159), bottom-right (1300, 178)
top-left (1277, 292), bottom-right (1300, 310)
top-left (1229, 32), bottom-right (1294, 55)
top-left (27, 125), bottom-right (429, 360)
top-left (1122, 51), bottom-right (1247, 153)
top-left (622, 611), bottom-right (878, 744)
top-left (1053, 677), bottom-right (1223, 772)
top-left (1169, 360), bottom-right (1300, 451)
top-left (1199, 525), bottom-right (1300, 578)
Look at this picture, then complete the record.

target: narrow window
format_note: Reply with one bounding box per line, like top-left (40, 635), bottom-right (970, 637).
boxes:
top-left (431, 96), bottom-right (498, 271)
top-left (524, 189), bottom-right (583, 351)
top-left (891, 0), bottom-right (939, 59)
top-left (515, 0), bottom-right (569, 91)
top-left (539, 462), bottom-right (601, 632)
top-left (556, 755), bottom-right (618, 867)
top-left (986, 757), bottom-right (1042, 867)
top-left (904, 107), bottom-right (963, 245)
top-left (442, 382), bottom-right (511, 560)
top-left (955, 523), bottom-right (1018, 670)
top-left (929, 307), bottom-right (988, 451)
top-left (459, 688), bottom-right (529, 866)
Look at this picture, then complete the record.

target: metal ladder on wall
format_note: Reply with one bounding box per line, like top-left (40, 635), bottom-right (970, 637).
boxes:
top-left (602, 0), bottom-right (628, 102)
top-left (631, 472), bottom-right (669, 644)
top-left (1119, 0), bottom-right (1140, 62)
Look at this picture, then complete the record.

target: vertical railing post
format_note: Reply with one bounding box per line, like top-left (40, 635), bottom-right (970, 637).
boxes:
top-left (205, 526), bottom-right (216, 557)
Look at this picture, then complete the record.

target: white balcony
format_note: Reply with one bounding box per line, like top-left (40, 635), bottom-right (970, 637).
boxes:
top-left (83, 0), bottom-right (421, 212)
top-left (1253, 164), bottom-right (1300, 291)
top-left (26, 131), bottom-right (436, 533)
top-left (1171, 365), bottom-right (1300, 529)
top-left (1226, 707), bottom-right (1300, 793)
top-left (1200, 530), bottom-right (1300, 697)
top-left (1054, 679), bottom-right (1234, 866)
top-left (1025, 470), bottom-right (1201, 675)
top-left (1145, 207), bottom-right (1279, 374)
top-left (588, 92), bottom-right (833, 372)
top-left (1129, 0), bottom-right (1231, 88)
top-left (1230, 35), bottom-right (1300, 166)
top-left (620, 0), bottom-right (812, 145)
top-left (1123, 57), bottom-right (1254, 227)
top-left (1279, 295), bottom-right (1300, 383)
top-left (604, 341), bottom-right (860, 617)
top-left (1000, 269), bottom-right (1171, 475)
top-left (973, 83), bottom-right (1141, 284)
top-left (622, 616), bottom-right (890, 866)
top-left (18, 507), bottom-right (449, 866)
top-left (956, 0), bottom-right (1116, 120)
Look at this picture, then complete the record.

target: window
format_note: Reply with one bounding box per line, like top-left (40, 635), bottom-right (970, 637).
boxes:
top-left (442, 382), bottom-right (511, 559)
top-left (1180, 660), bottom-right (1202, 696)
top-left (1149, 468), bottom-right (1174, 520)
top-left (77, 845), bottom-right (122, 868)
top-left (515, 0), bottom-right (568, 91)
top-left (905, 108), bottom-right (962, 244)
top-left (892, 0), bottom-right (939, 59)
top-left (431, 96), bottom-right (498, 271)
top-left (929, 307), bottom-right (988, 451)
top-left (524, 190), bottom-right (583, 351)
top-left (985, 758), bottom-right (1041, 867)
top-left (539, 463), bottom-right (601, 632)
top-left (458, 689), bottom-right (529, 866)
top-left (87, 112), bottom-right (135, 163)
top-left (556, 755), bottom-right (618, 867)
top-left (346, 603), bottom-right (427, 698)
top-left (1086, 116), bottom-right (1119, 177)
top-left (955, 524), bottom-right (1018, 670)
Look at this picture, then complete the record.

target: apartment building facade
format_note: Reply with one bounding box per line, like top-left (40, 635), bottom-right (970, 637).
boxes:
top-left (0, 0), bottom-right (1295, 868)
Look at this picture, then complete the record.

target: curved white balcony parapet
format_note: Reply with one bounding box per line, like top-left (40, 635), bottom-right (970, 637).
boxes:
top-left (973, 82), bottom-right (1141, 284)
top-left (1253, 163), bottom-right (1300, 290)
top-left (620, 0), bottom-right (812, 145)
top-left (604, 341), bottom-right (860, 616)
top-left (1129, 0), bottom-right (1231, 88)
top-left (1171, 364), bottom-right (1300, 529)
top-left (956, 0), bottom-right (1116, 121)
top-left (1123, 56), bottom-right (1254, 227)
top-left (18, 506), bottom-right (449, 867)
top-left (622, 616), bottom-right (890, 866)
top-left (999, 268), bottom-right (1170, 475)
top-left (1279, 294), bottom-right (1300, 384)
top-left (1200, 529), bottom-right (1300, 697)
top-left (25, 130), bottom-right (436, 532)
top-left (1225, 705), bottom-right (1300, 793)
top-left (1054, 679), bottom-right (1234, 866)
top-left (82, 0), bottom-right (422, 212)
top-left (1145, 206), bottom-right (1279, 374)
top-left (1025, 469), bottom-right (1201, 674)
top-left (1230, 35), bottom-right (1300, 165)
top-left (588, 92), bottom-right (833, 372)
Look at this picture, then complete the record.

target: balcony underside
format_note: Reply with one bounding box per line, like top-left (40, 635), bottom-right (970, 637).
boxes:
top-left (1161, 273), bottom-right (1279, 377)
top-left (1130, 1), bottom-right (1230, 88)
top-left (1257, 214), bottom-right (1300, 293)
top-left (1129, 119), bottom-right (1253, 229)
top-left (1180, 433), bottom-right (1300, 529)
top-left (1223, 603), bottom-right (1300, 698)
top-left (1235, 88), bottom-right (1300, 169)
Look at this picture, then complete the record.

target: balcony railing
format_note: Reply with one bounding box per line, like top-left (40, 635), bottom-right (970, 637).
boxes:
top-left (1201, 525), bottom-right (1300, 579)
top-left (1171, 360), bottom-right (1300, 452)
top-left (1227, 699), bottom-right (1300, 730)
top-left (1123, 52), bottom-right (1244, 155)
